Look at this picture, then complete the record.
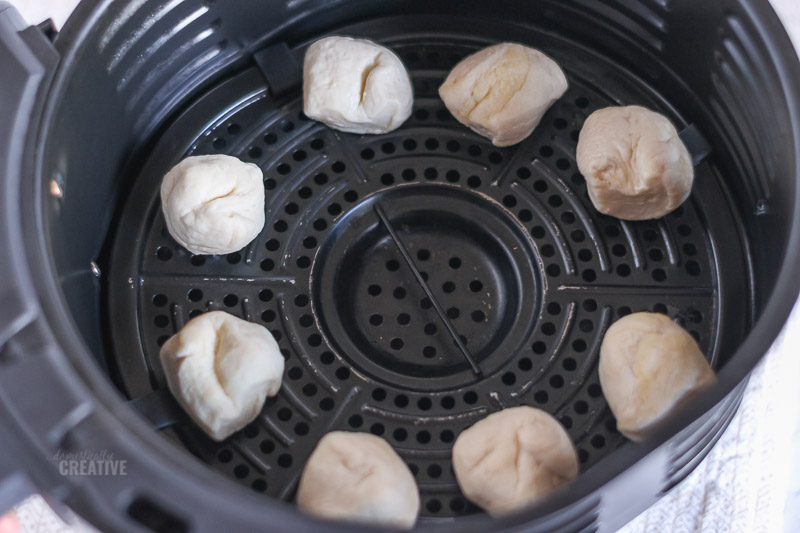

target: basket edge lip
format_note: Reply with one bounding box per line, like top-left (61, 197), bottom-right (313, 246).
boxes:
top-left (5, 0), bottom-right (800, 531)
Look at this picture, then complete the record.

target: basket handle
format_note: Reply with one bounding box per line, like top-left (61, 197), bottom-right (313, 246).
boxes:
top-left (0, 0), bottom-right (62, 517)
top-left (0, 3), bottom-right (58, 344)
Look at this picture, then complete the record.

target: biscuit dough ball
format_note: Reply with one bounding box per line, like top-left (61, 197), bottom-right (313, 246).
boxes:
top-left (576, 106), bottom-right (693, 220)
top-left (160, 155), bottom-right (265, 255)
top-left (297, 431), bottom-right (420, 529)
top-left (303, 36), bottom-right (413, 134)
top-left (438, 43), bottom-right (568, 146)
top-left (159, 311), bottom-right (284, 441)
top-left (599, 312), bottom-right (716, 442)
top-left (452, 406), bottom-right (578, 516)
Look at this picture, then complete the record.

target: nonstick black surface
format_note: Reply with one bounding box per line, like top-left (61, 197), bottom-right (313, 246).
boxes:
top-left (106, 17), bottom-right (750, 521)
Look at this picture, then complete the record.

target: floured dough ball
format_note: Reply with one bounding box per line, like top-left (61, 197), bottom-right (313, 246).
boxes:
top-left (297, 431), bottom-right (419, 529)
top-left (599, 312), bottom-right (715, 442)
top-left (303, 36), bottom-right (413, 134)
top-left (452, 406), bottom-right (578, 516)
top-left (576, 105), bottom-right (693, 220)
top-left (159, 311), bottom-right (284, 441)
top-left (160, 154), bottom-right (264, 255)
top-left (438, 43), bottom-right (568, 147)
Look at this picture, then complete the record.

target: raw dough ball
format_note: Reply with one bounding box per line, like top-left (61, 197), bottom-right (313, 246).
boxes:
top-left (160, 154), bottom-right (264, 255)
top-left (576, 105), bottom-right (693, 220)
top-left (297, 431), bottom-right (419, 529)
top-left (599, 312), bottom-right (715, 442)
top-left (438, 43), bottom-right (568, 147)
top-left (452, 406), bottom-right (578, 516)
top-left (303, 36), bottom-right (413, 134)
top-left (159, 311), bottom-right (284, 441)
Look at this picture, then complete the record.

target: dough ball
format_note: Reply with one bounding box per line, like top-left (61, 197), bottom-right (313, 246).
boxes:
top-left (452, 406), bottom-right (578, 516)
top-left (160, 154), bottom-right (265, 255)
top-left (297, 431), bottom-right (419, 529)
top-left (438, 43), bottom-right (568, 147)
top-left (576, 105), bottom-right (693, 220)
top-left (599, 312), bottom-right (716, 442)
top-left (303, 36), bottom-right (413, 134)
top-left (159, 311), bottom-right (284, 441)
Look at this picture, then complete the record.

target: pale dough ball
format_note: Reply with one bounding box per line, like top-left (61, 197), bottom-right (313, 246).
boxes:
top-left (599, 312), bottom-right (716, 442)
top-left (160, 155), bottom-right (264, 255)
top-left (297, 431), bottom-right (419, 529)
top-left (438, 43), bottom-right (568, 147)
top-left (303, 36), bottom-right (413, 134)
top-left (159, 311), bottom-right (284, 441)
top-left (452, 406), bottom-right (578, 516)
top-left (576, 105), bottom-right (693, 220)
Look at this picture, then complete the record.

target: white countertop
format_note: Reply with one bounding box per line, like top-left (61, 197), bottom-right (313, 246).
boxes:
top-left (4, 1), bottom-right (800, 532)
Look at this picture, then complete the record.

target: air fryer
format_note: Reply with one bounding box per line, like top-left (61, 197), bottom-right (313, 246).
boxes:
top-left (0, 0), bottom-right (799, 532)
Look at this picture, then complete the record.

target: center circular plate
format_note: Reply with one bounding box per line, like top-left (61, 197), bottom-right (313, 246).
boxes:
top-left (313, 183), bottom-right (541, 390)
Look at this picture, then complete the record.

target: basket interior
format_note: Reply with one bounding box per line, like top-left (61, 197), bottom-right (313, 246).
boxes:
top-left (104, 17), bottom-right (749, 521)
top-left (34, 0), bottom-right (800, 528)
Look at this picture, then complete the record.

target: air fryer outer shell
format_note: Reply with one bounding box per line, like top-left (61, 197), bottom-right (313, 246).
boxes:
top-left (0, 1), bottom-right (798, 532)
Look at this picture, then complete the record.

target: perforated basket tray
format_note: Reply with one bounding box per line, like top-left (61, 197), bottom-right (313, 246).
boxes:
top-left (106, 15), bottom-right (750, 523)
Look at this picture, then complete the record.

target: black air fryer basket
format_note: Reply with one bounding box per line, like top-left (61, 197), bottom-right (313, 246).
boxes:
top-left (1, 0), bottom-right (799, 532)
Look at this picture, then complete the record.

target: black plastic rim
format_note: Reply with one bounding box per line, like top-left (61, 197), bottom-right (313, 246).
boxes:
top-left (0, 0), bottom-right (797, 532)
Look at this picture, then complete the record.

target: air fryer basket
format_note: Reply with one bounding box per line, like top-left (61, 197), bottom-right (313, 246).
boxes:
top-left (0, 1), bottom-right (798, 532)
